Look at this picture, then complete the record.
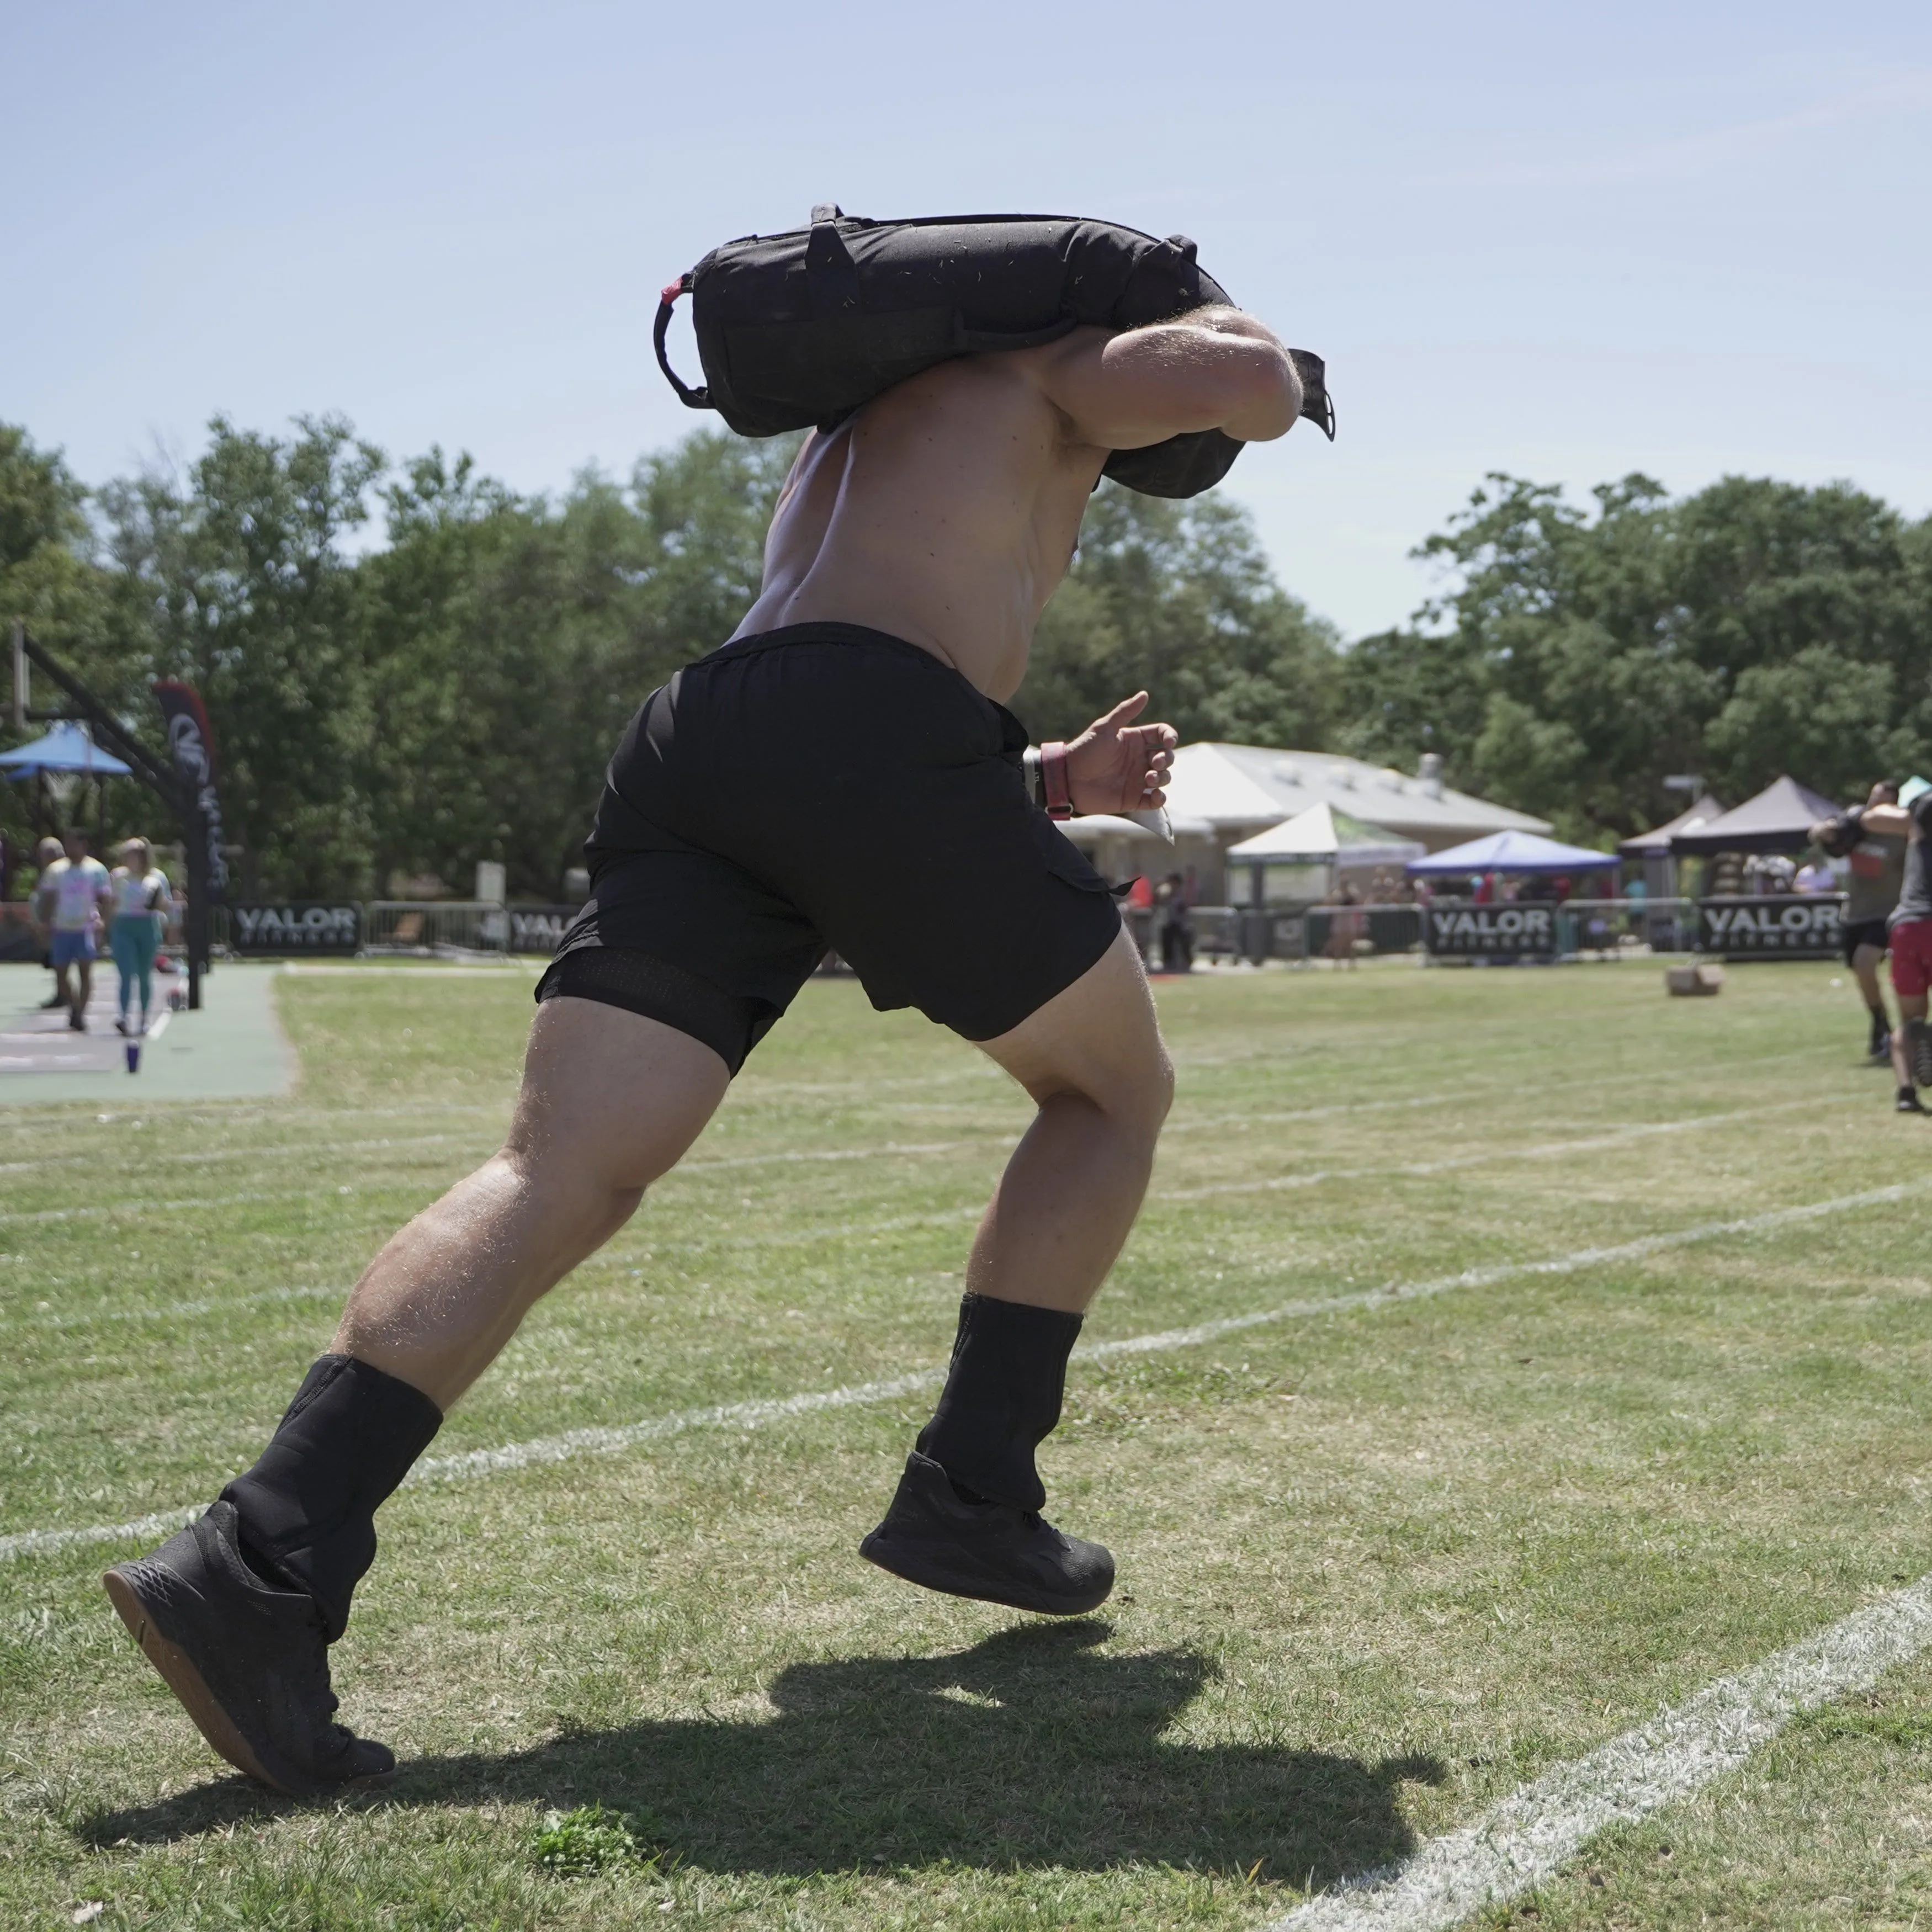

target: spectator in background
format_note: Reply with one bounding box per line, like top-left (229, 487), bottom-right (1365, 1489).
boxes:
top-left (109, 836), bottom-right (172, 1036)
top-left (34, 829), bottom-right (113, 1033)
top-left (1840, 790), bottom-right (1932, 1110)
top-left (30, 836), bottom-right (66, 1008)
top-left (1743, 852), bottom-right (1797, 894)
top-left (1813, 782), bottom-right (1904, 1065)
top-left (1794, 853), bottom-right (1837, 894)
top-left (1153, 872), bottom-right (1193, 975)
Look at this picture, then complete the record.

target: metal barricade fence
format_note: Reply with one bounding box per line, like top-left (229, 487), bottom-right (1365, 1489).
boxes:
top-left (1550, 897), bottom-right (1696, 956)
top-left (365, 900), bottom-right (510, 954)
top-left (1304, 904), bottom-right (1423, 962)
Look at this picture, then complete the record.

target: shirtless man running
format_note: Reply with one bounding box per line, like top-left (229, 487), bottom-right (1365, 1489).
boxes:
top-left (103, 302), bottom-right (1305, 1796)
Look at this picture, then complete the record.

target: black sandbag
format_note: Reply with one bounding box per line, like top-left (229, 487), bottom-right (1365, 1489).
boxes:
top-left (654, 209), bottom-right (1333, 500)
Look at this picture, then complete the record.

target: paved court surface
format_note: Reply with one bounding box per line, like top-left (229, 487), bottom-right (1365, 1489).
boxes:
top-left (0, 961), bottom-right (293, 1103)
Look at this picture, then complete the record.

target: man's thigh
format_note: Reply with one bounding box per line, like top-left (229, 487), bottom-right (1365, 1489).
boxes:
top-left (509, 995), bottom-right (732, 1192)
top-left (973, 927), bottom-right (1172, 1127)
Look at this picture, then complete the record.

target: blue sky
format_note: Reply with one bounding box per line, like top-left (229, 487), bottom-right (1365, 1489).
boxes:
top-left (4, 1), bottom-right (1928, 638)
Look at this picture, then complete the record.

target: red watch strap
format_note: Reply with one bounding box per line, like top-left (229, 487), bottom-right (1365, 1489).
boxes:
top-left (1041, 741), bottom-right (1074, 820)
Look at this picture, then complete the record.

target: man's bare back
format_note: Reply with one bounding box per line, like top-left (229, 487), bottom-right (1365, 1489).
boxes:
top-left (736, 311), bottom-right (1302, 702)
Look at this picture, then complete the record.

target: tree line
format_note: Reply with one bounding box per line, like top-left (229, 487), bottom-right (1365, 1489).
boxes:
top-left (4, 417), bottom-right (1930, 896)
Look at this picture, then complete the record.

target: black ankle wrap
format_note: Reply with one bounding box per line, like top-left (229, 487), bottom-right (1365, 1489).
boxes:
top-left (221, 1354), bottom-right (442, 1641)
top-left (915, 1293), bottom-right (1082, 1511)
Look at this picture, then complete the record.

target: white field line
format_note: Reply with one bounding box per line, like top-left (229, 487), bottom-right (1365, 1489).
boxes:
top-left (0, 1047), bottom-right (1792, 1157)
top-left (4, 1180), bottom-right (1918, 1564)
top-left (1267, 1573), bottom-right (1932, 1932)
top-left (6, 1102), bottom-right (1830, 1323)
top-left (0, 1090), bottom-right (1549, 1177)
top-left (25, 1284), bottom-right (342, 1331)
top-left (0, 1098), bottom-right (1804, 1236)
top-left (278, 963), bottom-right (540, 975)
top-left (1158, 1098), bottom-right (1815, 1203)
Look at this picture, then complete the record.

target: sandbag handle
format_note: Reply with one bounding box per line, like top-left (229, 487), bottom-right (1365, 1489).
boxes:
top-left (1287, 348), bottom-right (1337, 441)
top-left (654, 273), bottom-right (712, 411)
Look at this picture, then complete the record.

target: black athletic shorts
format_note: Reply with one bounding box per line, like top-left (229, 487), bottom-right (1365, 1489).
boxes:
top-left (535, 623), bottom-right (1122, 1073)
top-left (1843, 916), bottom-right (1889, 964)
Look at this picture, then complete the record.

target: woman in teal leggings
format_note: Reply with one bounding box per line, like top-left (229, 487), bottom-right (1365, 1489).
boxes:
top-left (109, 837), bottom-right (172, 1035)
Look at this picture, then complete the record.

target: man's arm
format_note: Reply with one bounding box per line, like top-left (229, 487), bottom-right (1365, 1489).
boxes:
top-left (1037, 309), bottom-right (1302, 453)
top-left (1856, 804), bottom-right (1912, 837)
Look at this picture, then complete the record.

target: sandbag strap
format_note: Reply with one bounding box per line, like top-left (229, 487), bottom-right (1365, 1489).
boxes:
top-left (654, 273), bottom-right (712, 411)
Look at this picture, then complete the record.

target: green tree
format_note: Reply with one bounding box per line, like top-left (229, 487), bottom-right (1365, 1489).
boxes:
top-left (1336, 471), bottom-right (1932, 836)
top-left (0, 425), bottom-right (121, 864)
top-left (99, 415), bottom-right (385, 895)
top-left (1013, 484), bottom-right (1340, 747)
top-left (356, 431), bottom-right (799, 898)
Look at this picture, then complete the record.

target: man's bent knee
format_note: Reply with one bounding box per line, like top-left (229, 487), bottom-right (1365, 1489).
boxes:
top-left (508, 995), bottom-right (731, 1195)
top-left (980, 930), bottom-right (1172, 1137)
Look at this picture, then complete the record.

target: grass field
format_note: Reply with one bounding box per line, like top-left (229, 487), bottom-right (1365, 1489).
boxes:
top-left (6, 956), bottom-right (1932, 1930)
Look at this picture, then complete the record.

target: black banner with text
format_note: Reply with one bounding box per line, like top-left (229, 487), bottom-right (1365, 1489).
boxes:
top-left (505, 905), bottom-right (578, 954)
top-left (1697, 894), bottom-right (1843, 959)
top-left (229, 903), bottom-right (362, 955)
top-left (1424, 901), bottom-right (1557, 959)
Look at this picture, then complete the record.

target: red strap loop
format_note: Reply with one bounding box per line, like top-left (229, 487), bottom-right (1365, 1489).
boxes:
top-left (1041, 741), bottom-right (1074, 820)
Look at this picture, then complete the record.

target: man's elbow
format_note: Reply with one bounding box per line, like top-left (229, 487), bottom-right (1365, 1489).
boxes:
top-left (1219, 344), bottom-right (1302, 442)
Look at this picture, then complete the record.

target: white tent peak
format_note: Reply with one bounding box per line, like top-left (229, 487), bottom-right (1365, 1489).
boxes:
top-left (1227, 801), bottom-right (1426, 867)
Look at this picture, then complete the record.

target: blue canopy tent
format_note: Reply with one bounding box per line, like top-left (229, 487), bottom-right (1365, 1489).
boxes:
top-left (0, 720), bottom-right (134, 779)
top-left (2, 724), bottom-right (135, 891)
top-left (1406, 829), bottom-right (1619, 877)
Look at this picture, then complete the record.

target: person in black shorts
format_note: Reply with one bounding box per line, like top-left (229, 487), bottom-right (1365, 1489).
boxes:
top-left (542, 625), bottom-right (1124, 1066)
top-left (1813, 782), bottom-right (1905, 1063)
top-left (103, 295), bottom-right (1307, 1796)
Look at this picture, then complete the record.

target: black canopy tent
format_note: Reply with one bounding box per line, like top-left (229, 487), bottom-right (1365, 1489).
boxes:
top-left (1668, 776), bottom-right (1837, 856)
top-left (1618, 794), bottom-right (1726, 859)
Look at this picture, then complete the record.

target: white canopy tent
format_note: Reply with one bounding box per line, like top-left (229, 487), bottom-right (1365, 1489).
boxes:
top-left (1227, 802), bottom-right (1427, 868)
top-left (1224, 802), bottom-right (1426, 906)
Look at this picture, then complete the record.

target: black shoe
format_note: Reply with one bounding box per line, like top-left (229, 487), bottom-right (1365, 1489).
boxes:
top-left (68, 1011), bottom-right (85, 1032)
top-left (39, 991), bottom-right (66, 1009)
top-left (1871, 1032), bottom-right (1893, 1064)
top-left (102, 1501), bottom-right (394, 1797)
top-left (1897, 1087), bottom-right (1926, 1114)
top-left (858, 1451), bottom-right (1114, 1616)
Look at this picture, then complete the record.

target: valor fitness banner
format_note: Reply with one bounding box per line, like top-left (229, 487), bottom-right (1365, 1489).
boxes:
top-left (1697, 894), bottom-right (1843, 960)
top-left (230, 904), bottom-right (362, 955)
top-left (1424, 902), bottom-right (1556, 960)
top-left (506, 905), bottom-right (577, 954)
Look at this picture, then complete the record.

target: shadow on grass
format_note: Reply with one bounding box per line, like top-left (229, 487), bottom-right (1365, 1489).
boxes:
top-left (84, 1621), bottom-right (1443, 1886)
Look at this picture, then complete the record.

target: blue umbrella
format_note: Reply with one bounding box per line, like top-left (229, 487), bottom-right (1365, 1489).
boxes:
top-left (1406, 829), bottom-right (1619, 875)
top-left (0, 720), bottom-right (132, 778)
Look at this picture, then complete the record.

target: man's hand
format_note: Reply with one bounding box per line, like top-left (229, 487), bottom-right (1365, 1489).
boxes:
top-left (1064, 692), bottom-right (1177, 815)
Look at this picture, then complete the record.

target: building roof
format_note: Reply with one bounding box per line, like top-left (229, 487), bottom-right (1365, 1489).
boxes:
top-left (1164, 742), bottom-right (1551, 847)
